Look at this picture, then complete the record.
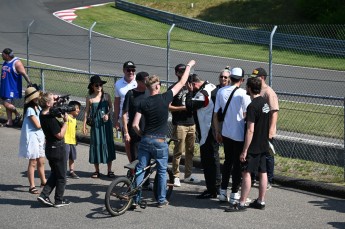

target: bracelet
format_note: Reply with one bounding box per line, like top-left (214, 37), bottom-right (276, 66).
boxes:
top-left (186, 64), bottom-right (191, 67)
top-left (124, 133), bottom-right (129, 136)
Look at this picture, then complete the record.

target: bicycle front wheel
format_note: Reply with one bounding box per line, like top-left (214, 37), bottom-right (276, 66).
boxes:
top-left (105, 177), bottom-right (133, 216)
top-left (153, 167), bottom-right (174, 202)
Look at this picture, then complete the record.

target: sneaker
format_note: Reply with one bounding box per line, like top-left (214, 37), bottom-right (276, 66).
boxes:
top-left (267, 183), bottom-right (272, 190)
top-left (174, 177), bottom-right (181, 187)
top-left (252, 180), bottom-right (259, 187)
top-left (229, 192), bottom-right (240, 204)
top-left (184, 175), bottom-right (200, 183)
top-left (157, 200), bottom-right (169, 208)
top-left (196, 190), bottom-right (217, 199)
top-left (224, 203), bottom-right (247, 212)
top-left (69, 171), bottom-right (80, 179)
top-left (13, 114), bottom-right (22, 125)
top-left (37, 196), bottom-right (54, 207)
top-left (249, 199), bottom-right (265, 210)
top-left (218, 189), bottom-right (228, 202)
top-left (54, 199), bottom-right (71, 208)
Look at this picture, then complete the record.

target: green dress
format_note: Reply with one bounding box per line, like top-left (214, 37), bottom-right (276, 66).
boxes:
top-left (89, 97), bottom-right (116, 164)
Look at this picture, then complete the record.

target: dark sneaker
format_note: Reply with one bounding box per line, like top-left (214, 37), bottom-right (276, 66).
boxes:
top-left (54, 199), bottom-right (71, 208)
top-left (37, 196), bottom-right (54, 207)
top-left (224, 203), bottom-right (247, 212)
top-left (249, 199), bottom-right (265, 210)
top-left (157, 200), bottom-right (169, 208)
top-left (69, 171), bottom-right (80, 179)
top-left (13, 114), bottom-right (22, 125)
top-left (196, 190), bottom-right (217, 199)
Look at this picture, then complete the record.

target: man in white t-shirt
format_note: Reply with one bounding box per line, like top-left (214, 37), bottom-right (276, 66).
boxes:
top-left (213, 67), bottom-right (251, 205)
top-left (114, 61), bottom-right (137, 161)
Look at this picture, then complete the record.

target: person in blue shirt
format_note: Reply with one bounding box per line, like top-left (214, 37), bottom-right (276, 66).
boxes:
top-left (1, 48), bottom-right (32, 127)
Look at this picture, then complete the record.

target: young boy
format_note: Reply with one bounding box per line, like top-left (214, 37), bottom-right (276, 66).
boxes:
top-left (64, 101), bottom-right (81, 179)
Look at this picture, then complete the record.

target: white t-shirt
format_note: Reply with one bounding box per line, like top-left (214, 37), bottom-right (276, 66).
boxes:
top-left (114, 77), bottom-right (137, 119)
top-left (214, 85), bottom-right (251, 141)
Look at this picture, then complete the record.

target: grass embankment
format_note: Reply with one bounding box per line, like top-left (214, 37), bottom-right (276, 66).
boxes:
top-left (74, 3), bottom-right (345, 71)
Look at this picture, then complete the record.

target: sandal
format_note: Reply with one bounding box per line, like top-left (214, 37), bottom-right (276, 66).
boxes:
top-left (107, 171), bottom-right (115, 178)
top-left (13, 114), bottom-right (22, 125)
top-left (29, 187), bottom-right (39, 194)
top-left (91, 171), bottom-right (101, 178)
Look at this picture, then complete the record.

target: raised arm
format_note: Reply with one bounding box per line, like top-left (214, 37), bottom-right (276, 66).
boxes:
top-left (170, 60), bottom-right (195, 97)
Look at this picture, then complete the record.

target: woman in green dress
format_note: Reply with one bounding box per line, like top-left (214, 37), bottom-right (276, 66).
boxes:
top-left (83, 75), bottom-right (116, 178)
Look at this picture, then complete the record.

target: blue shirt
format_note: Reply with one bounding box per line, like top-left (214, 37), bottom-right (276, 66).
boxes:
top-left (1, 57), bottom-right (22, 99)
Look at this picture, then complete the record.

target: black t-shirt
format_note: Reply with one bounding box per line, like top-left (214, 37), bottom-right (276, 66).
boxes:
top-left (39, 112), bottom-right (63, 143)
top-left (245, 96), bottom-right (270, 154)
top-left (137, 90), bottom-right (174, 136)
top-left (168, 83), bottom-right (194, 126)
top-left (122, 89), bottom-right (148, 135)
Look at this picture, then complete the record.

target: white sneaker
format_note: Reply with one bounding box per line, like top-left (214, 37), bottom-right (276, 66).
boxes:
top-left (229, 192), bottom-right (240, 204)
top-left (174, 177), bottom-right (181, 187)
top-left (184, 175), bottom-right (200, 183)
top-left (218, 189), bottom-right (228, 202)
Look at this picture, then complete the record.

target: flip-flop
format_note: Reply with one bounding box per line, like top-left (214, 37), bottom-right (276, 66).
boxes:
top-left (29, 187), bottom-right (39, 194)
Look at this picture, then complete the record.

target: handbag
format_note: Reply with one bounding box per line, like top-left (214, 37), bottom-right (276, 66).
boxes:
top-left (217, 87), bottom-right (239, 122)
top-left (86, 93), bottom-right (104, 126)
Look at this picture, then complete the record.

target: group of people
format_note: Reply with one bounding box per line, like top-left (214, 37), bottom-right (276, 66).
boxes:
top-left (2, 47), bottom-right (279, 211)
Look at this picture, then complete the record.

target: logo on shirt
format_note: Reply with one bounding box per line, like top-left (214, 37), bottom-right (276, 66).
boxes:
top-left (262, 103), bottom-right (270, 113)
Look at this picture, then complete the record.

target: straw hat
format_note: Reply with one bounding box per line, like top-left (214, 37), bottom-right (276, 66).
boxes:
top-left (24, 87), bottom-right (40, 104)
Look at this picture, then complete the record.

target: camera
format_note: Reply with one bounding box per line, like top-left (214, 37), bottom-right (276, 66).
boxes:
top-left (49, 94), bottom-right (76, 117)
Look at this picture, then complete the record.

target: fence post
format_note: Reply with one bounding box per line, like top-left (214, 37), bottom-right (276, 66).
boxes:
top-left (26, 20), bottom-right (34, 75)
top-left (167, 23), bottom-right (175, 85)
top-left (89, 22), bottom-right (97, 74)
top-left (269, 25), bottom-right (277, 87)
top-left (40, 68), bottom-right (45, 92)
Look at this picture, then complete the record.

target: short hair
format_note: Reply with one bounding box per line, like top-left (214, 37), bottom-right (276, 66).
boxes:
top-left (145, 75), bottom-right (160, 89)
top-left (246, 77), bottom-right (261, 95)
top-left (2, 48), bottom-right (14, 57)
top-left (68, 100), bottom-right (81, 108)
top-left (189, 73), bottom-right (201, 83)
top-left (38, 92), bottom-right (53, 109)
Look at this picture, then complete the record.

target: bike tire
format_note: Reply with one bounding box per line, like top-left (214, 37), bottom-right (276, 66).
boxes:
top-left (153, 167), bottom-right (174, 201)
top-left (105, 177), bottom-right (133, 216)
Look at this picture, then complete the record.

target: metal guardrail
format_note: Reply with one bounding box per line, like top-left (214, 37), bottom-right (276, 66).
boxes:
top-left (115, 0), bottom-right (345, 56)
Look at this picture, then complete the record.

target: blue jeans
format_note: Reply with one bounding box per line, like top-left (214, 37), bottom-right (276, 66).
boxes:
top-left (136, 136), bottom-right (168, 204)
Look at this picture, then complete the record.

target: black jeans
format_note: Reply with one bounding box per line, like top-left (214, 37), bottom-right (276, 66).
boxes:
top-left (200, 130), bottom-right (221, 195)
top-left (41, 141), bottom-right (67, 202)
top-left (221, 137), bottom-right (243, 193)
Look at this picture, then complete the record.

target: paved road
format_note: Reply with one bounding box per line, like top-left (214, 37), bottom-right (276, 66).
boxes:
top-left (1, 126), bottom-right (345, 228)
top-left (0, 0), bottom-right (344, 97)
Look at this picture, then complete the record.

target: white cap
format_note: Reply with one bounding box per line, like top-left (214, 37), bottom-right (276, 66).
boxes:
top-left (231, 67), bottom-right (244, 79)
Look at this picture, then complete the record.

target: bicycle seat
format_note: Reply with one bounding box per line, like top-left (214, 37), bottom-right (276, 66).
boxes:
top-left (124, 160), bottom-right (139, 170)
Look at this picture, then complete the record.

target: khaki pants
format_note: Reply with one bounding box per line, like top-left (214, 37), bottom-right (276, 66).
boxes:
top-left (172, 124), bottom-right (196, 179)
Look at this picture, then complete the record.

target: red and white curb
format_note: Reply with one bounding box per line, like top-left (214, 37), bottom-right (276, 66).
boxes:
top-left (53, 3), bottom-right (106, 23)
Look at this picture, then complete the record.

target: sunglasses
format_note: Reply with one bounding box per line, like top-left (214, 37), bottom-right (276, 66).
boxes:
top-left (94, 83), bottom-right (103, 87)
top-left (219, 75), bottom-right (228, 79)
top-left (126, 68), bottom-right (136, 73)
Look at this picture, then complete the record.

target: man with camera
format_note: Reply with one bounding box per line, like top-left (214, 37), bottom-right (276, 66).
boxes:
top-left (185, 74), bottom-right (220, 199)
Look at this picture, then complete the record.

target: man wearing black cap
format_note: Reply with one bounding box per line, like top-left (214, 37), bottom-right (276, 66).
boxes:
top-left (114, 61), bottom-right (138, 161)
top-left (168, 64), bottom-right (198, 187)
top-left (1, 48), bottom-right (32, 127)
top-left (122, 71), bottom-right (149, 162)
top-left (250, 67), bottom-right (279, 190)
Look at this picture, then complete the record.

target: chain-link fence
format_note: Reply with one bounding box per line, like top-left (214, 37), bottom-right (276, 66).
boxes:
top-left (1, 3), bottom-right (344, 183)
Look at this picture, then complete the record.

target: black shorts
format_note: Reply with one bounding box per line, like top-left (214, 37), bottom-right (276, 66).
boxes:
top-left (242, 152), bottom-right (267, 173)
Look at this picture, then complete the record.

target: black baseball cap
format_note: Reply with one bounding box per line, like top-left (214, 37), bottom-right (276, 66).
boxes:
top-left (251, 67), bottom-right (267, 77)
top-left (175, 64), bottom-right (186, 72)
top-left (123, 61), bottom-right (136, 69)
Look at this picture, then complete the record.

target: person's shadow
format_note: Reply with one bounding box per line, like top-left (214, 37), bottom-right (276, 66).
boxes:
top-left (309, 199), bottom-right (345, 229)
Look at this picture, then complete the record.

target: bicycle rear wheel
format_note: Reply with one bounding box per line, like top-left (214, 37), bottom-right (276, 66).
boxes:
top-left (105, 177), bottom-right (133, 216)
top-left (153, 167), bottom-right (174, 201)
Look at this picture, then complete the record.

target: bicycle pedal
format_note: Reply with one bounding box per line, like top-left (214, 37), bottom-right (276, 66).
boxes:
top-left (139, 200), bottom-right (147, 209)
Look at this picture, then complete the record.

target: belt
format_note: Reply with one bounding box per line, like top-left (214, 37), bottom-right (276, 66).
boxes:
top-left (144, 135), bottom-right (166, 142)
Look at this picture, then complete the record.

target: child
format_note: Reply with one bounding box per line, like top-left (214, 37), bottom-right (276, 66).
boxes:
top-left (19, 87), bottom-right (46, 194)
top-left (64, 101), bottom-right (81, 179)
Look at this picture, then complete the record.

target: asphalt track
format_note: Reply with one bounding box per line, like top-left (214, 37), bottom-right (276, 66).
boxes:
top-left (0, 0), bottom-right (344, 97)
top-left (1, 126), bottom-right (345, 229)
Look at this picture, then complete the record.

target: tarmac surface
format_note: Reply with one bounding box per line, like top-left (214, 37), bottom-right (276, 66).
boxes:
top-left (0, 126), bottom-right (344, 228)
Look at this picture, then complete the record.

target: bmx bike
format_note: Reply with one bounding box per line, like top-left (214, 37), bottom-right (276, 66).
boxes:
top-left (104, 139), bottom-right (177, 216)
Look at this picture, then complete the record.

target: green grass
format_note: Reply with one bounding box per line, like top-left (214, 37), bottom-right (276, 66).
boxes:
top-left (73, 3), bottom-right (345, 71)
